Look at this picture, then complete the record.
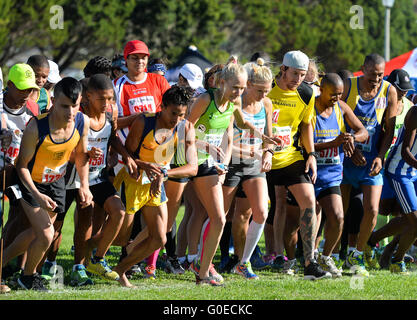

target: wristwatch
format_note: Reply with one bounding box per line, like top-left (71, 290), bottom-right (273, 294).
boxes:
top-left (308, 151), bottom-right (319, 159)
top-left (160, 167), bottom-right (169, 180)
top-left (265, 149), bottom-right (274, 155)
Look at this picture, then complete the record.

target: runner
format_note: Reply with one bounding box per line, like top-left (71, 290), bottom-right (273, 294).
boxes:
top-left (313, 73), bottom-right (367, 277)
top-left (1, 77), bottom-right (93, 291)
top-left (27, 55), bottom-right (50, 113)
top-left (112, 85), bottom-right (198, 288)
top-left (267, 50), bottom-right (331, 280)
top-left (365, 69), bottom-right (415, 269)
top-left (44, 60), bottom-right (62, 99)
top-left (111, 54), bottom-right (128, 80)
top-left (222, 57), bottom-right (274, 280)
top-left (341, 53), bottom-right (398, 276)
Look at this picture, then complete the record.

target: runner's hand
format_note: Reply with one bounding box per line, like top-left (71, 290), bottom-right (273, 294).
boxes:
top-left (263, 134), bottom-right (280, 146)
top-left (124, 156), bottom-right (138, 180)
top-left (78, 185), bottom-right (93, 208)
top-left (305, 155), bottom-right (317, 184)
top-left (88, 147), bottom-right (103, 159)
top-left (214, 162), bottom-right (228, 176)
top-left (36, 193), bottom-right (57, 211)
top-left (0, 129), bottom-right (12, 149)
top-left (261, 150), bottom-right (272, 172)
top-left (149, 173), bottom-right (164, 197)
top-left (138, 161), bottom-right (163, 181)
top-left (369, 156), bottom-right (383, 177)
top-left (207, 143), bottom-right (225, 163)
top-left (351, 149), bottom-right (367, 167)
top-left (342, 134), bottom-right (355, 157)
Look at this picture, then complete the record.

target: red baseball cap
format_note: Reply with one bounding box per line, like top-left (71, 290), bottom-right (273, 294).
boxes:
top-left (124, 40), bottom-right (150, 60)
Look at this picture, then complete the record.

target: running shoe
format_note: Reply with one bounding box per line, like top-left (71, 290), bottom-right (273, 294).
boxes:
top-left (218, 255), bottom-right (230, 273)
top-left (263, 253), bottom-right (276, 265)
top-left (143, 265), bottom-right (157, 279)
top-left (195, 274), bottom-right (224, 287)
top-left (332, 256), bottom-right (344, 272)
top-left (189, 260), bottom-right (200, 275)
top-left (318, 255), bottom-right (342, 278)
top-left (271, 255), bottom-right (286, 271)
top-left (250, 246), bottom-right (270, 270)
top-left (41, 261), bottom-right (57, 281)
top-left (86, 258), bottom-right (120, 281)
top-left (303, 261), bottom-right (332, 280)
top-left (18, 273), bottom-right (49, 291)
top-left (219, 254), bottom-right (239, 274)
top-left (282, 259), bottom-right (297, 275)
top-left (390, 260), bottom-right (409, 275)
top-left (0, 281), bottom-right (10, 294)
top-left (364, 244), bottom-right (379, 269)
top-left (165, 256), bottom-right (185, 275)
top-left (70, 265), bottom-right (94, 286)
top-left (404, 253), bottom-right (414, 264)
top-left (181, 259), bottom-right (191, 272)
top-left (236, 262), bottom-right (258, 280)
top-left (346, 251), bottom-right (369, 277)
top-left (209, 264), bottom-right (224, 283)
top-left (126, 264), bottom-right (142, 279)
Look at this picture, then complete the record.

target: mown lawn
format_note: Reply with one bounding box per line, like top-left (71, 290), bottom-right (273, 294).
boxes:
top-left (1, 202), bottom-right (417, 301)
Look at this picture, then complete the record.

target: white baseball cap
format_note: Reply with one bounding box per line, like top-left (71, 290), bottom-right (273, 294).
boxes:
top-left (283, 50), bottom-right (310, 71)
top-left (47, 60), bottom-right (62, 84)
top-left (179, 63), bottom-right (204, 90)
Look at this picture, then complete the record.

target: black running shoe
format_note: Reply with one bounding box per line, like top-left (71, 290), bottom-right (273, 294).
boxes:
top-left (271, 255), bottom-right (286, 270)
top-left (304, 261), bottom-right (332, 280)
top-left (18, 273), bottom-right (49, 291)
top-left (220, 254), bottom-right (239, 274)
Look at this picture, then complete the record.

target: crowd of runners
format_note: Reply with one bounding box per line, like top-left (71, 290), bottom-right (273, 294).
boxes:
top-left (1, 39), bottom-right (417, 292)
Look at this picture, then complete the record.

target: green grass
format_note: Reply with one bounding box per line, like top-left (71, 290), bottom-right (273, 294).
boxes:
top-left (2, 201), bottom-right (417, 300)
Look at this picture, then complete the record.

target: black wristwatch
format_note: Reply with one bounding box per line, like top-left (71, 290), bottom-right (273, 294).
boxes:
top-left (160, 167), bottom-right (168, 180)
top-left (308, 151), bottom-right (319, 159)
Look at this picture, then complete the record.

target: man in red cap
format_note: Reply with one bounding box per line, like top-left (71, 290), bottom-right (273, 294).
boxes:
top-left (114, 40), bottom-right (171, 144)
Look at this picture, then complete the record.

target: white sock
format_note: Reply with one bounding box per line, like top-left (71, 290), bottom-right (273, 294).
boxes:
top-left (241, 221), bottom-right (265, 264)
top-left (178, 256), bottom-right (186, 264)
top-left (187, 254), bottom-right (198, 263)
top-left (321, 255), bottom-right (329, 260)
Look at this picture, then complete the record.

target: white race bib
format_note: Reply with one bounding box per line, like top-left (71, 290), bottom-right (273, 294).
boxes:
top-left (355, 126), bottom-right (375, 153)
top-left (272, 126), bottom-right (291, 152)
top-left (42, 163), bottom-right (67, 184)
top-left (128, 96), bottom-right (156, 114)
top-left (317, 138), bottom-right (340, 165)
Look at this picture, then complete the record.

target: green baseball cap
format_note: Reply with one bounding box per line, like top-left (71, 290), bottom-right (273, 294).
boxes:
top-left (8, 63), bottom-right (39, 90)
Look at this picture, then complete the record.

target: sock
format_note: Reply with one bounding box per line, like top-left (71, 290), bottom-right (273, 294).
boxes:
top-left (178, 256), bottom-right (186, 264)
top-left (187, 254), bottom-right (198, 263)
top-left (321, 254), bottom-right (329, 260)
top-left (146, 249), bottom-right (161, 268)
top-left (332, 253), bottom-right (340, 261)
top-left (241, 221), bottom-right (265, 264)
top-left (348, 247), bottom-right (356, 254)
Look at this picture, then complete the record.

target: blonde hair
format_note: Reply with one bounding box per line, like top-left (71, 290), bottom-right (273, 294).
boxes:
top-left (218, 55), bottom-right (247, 82)
top-left (244, 58), bottom-right (273, 84)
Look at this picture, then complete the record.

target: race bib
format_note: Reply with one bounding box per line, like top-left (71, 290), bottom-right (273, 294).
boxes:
top-left (316, 138), bottom-right (340, 165)
top-left (42, 163), bottom-right (67, 184)
top-left (128, 96), bottom-right (156, 114)
top-left (272, 126), bottom-right (291, 152)
top-left (88, 152), bottom-right (106, 181)
top-left (355, 126), bottom-right (375, 153)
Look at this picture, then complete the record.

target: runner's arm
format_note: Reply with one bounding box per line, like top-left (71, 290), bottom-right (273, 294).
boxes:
top-left (339, 100), bottom-right (368, 143)
top-left (167, 121), bottom-right (198, 178)
top-left (401, 107), bottom-right (417, 169)
top-left (378, 85), bottom-right (398, 160)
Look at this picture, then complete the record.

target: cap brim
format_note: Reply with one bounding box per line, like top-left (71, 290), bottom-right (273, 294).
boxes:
top-left (14, 81), bottom-right (40, 91)
top-left (127, 50), bottom-right (150, 57)
top-left (48, 75), bottom-right (62, 84)
top-left (187, 79), bottom-right (204, 90)
top-left (397, 83), bottom-right (414, 91)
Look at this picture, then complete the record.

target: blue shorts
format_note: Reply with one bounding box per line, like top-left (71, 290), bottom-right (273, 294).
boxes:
top-left (387, 173), bottom-right (417, 214)
top-left (341, 162), bottom-right (383, 189)
top-left (381, 171), bottom-right (395, 200)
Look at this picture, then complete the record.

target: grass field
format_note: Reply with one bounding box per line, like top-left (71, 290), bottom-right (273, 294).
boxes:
top-left (1, 201), bottom-right (417, 302)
